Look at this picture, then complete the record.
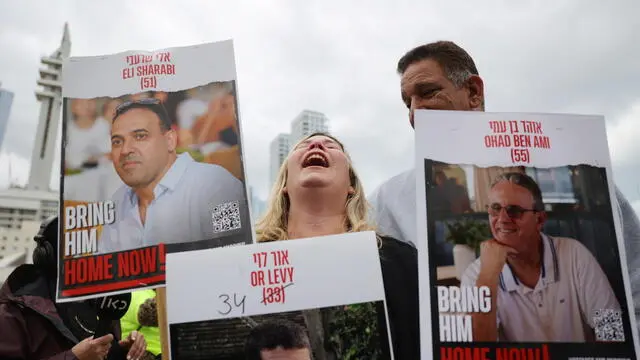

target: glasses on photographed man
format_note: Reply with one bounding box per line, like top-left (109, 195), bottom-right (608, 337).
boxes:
top-left (486, 203), bottom-right (538, 220)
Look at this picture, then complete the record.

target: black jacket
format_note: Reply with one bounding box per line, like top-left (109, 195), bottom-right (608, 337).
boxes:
top-left (0, 264), bottom-right (127, 360)
top-left (376, 235), bottom-right (420, 359)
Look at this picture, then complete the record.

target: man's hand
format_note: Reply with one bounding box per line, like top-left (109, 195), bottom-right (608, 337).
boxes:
top-left (478, 239), bottom-right (518, 280)
top-left (71, 334), bottom-right (114, 360)
top-left (470, 239), bottom-right (517, 342)
top-left (119, 330), bottom-right (147, 360)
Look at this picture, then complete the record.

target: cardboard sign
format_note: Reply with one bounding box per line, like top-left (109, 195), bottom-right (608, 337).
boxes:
top-left (414, 110), bottom-right (639, 359)
top-left (58, 40), bottom-right (253, 302)
top-left (165, 231), bottom-right (395, 360)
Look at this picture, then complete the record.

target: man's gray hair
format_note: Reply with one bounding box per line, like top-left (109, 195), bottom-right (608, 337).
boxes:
top-left (490, 172), bottom-right (545, 211)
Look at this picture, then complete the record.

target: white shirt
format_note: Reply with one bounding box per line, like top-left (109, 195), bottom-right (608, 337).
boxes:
top-left (460, 233), bottom-right (621, 342)
top-left (176, 98), bottom-right (208, 130)
top-left (65, 116), bottom-right (111, 169)
top-left (98, 153), bottom-right (249, 254)
top-left (63, 164), bottom-right (124, 203)
top-left (368, 168), bottom-right (417, 247)
top-left (370, 167), bottom-right (640, 335)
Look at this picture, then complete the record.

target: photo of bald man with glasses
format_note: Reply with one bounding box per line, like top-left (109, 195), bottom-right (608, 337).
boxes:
top-left (460, 171), bottom-right (621, 343)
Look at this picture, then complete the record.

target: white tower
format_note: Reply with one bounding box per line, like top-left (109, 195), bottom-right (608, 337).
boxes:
top-left (27, 23), bottom-right (70, 191)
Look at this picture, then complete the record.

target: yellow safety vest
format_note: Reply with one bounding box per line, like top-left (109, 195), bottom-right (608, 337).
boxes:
top-left (120, 289), bottom-right (162, 356)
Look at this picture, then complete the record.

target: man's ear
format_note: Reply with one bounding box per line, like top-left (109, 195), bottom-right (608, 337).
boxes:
top-left (467, 75), bottom-right (485, 110)
top-left (166, 128), bottom-right (178, 152)
top-left (536, 211), bottom-right (548, 231)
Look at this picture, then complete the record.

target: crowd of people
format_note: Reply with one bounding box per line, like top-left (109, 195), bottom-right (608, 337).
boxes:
top-left (0, 39), bottom-right (638, 359)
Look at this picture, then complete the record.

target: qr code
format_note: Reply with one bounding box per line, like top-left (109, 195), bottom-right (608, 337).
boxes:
top-left (211, 201), bottom-right (242, 233)
top-left (593, 308), bottom-right (625, 342)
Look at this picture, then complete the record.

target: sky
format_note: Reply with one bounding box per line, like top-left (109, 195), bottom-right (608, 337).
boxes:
top-left (0, 0), bottom-right (639, 216)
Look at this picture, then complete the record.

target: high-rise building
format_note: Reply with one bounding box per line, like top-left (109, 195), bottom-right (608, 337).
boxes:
top-left (267, 110), bottom-right (331, 191)
top-left (290, 110), bottom-right (329, 144)
top-left (269, 133), bottom-right (290, 186)
top-left (247, 186), bottom-right (266, 225)
top-left (0, 84), bottom-right (14, 150)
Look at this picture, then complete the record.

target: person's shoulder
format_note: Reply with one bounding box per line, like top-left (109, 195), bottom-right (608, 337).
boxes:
top-left (368, 168), bottom-right (415, 215)
top-left (0, 265), bottom-right (45, 302)
top-left (110, 183), bottom-right (130, 200)
top-left (548, 235), bottom-right (584, 248)
top-left (371, 168), bottom-right (415, 195)
top-left (94, 116), bottom-right (111, 129)
top-left (187, 158), bottom-right (239, 181)
top-left (104, 185), bottom-right (130, 219)
top-left (378, 234), bottom-right (417, 259)
top-left (547, 235), bottom-right (596, 261)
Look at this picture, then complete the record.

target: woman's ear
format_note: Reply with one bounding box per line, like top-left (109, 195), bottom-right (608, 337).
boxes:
top-left (348, 186), bottom-right (355, 195)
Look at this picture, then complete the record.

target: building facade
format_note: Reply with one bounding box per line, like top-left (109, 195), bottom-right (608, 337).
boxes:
top-left (269, 133), bottom-right (291, 186)
top-left (0, 189), bottom-right (58, 229)
top-left (247, 185), bottom-right (267, 225)
top-left (290, 110), bottom-right (329, 144)
top-left (268, 110), bottom-right (330, 190)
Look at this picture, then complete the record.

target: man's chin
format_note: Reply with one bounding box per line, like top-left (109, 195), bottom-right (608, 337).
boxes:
top-left (119, 176), bottom-right (143, 188)
top-left (494, 237), bottom-right (519, 249)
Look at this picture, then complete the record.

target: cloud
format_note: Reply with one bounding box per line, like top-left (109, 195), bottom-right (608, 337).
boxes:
top-left (0, 0), bottom-right (638, 206)
top-left (632, 200), bottom-right (640, 220)
top-left (607, 101), bottom-right (640, 167)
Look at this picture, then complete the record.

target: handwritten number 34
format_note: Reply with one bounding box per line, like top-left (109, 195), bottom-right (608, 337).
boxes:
top-left (218, 294), bottom-right (247, 315)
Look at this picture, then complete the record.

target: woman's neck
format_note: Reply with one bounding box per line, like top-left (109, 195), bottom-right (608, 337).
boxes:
top-left (287, 194), bottom-right (347, 240)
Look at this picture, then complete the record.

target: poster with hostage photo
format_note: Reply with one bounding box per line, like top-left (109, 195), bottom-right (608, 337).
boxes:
top-left (414, 110), bottom-right (640, 359)
top-left (58, 40), bottom-right (253, 302)
top-left (165, 231), bottom-right (396, 360)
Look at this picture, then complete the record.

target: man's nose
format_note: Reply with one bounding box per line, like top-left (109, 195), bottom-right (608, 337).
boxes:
top-left (497, 207), bottom-right (513, 222)
top-left (120, 139), bottom-right (135, 156)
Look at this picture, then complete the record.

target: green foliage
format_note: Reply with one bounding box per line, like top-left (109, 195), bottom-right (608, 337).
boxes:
top-left (176, 147), bottom-right (205, 162)
top-left (328, 302), bottom-right (383, 359)
top-left (445, 219), bottom-right (491, 253)
top-left (64, 168), bottom-right (83, 176)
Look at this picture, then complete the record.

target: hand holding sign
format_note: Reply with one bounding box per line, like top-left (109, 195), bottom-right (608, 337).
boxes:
top-left (71, 334), bottom-right (114, 360)
top-left (118, 330), bottom-right (147, 360)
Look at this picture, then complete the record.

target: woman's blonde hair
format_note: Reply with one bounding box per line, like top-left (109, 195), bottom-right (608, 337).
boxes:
top-left (255, 132), bottom-right (376, 242)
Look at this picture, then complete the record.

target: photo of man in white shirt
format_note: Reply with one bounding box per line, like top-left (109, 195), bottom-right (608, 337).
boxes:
top-left (461, 171), bottom-right (621, 343)
top-left (97, 98), bottom-right (248, 254)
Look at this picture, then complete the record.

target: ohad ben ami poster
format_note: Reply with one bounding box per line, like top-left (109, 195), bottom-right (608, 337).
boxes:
top-left (58, 40), bottom-right (253, 302)
top-left (414, 110), bottom-right (640, 359)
